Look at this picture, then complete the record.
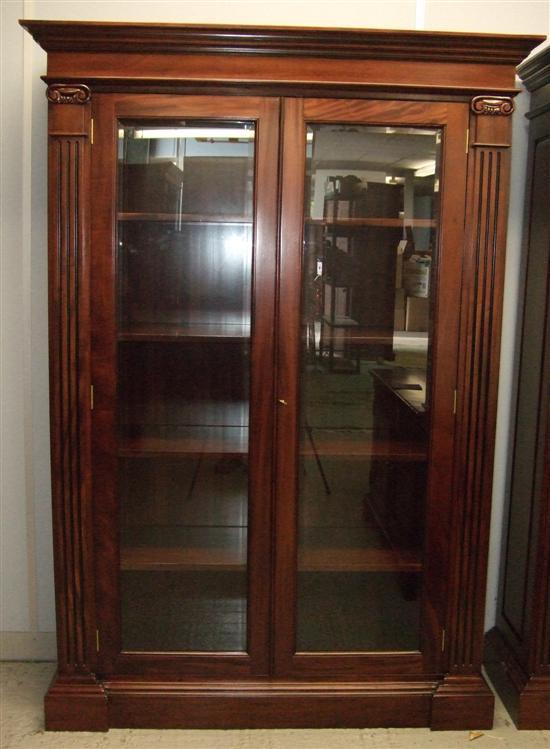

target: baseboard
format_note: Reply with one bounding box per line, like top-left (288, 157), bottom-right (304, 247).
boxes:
top-left (48, 677), bottom-right (436, 730)
top-left (0, 631), bottom-right (56, 661)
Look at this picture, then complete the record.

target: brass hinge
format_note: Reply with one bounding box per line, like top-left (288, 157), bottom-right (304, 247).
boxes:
top-left (441, 628), bottom-right (446, 652)
top-left (90, 117), bottom-right (94, 145)
top-left (95, 629), bottom-right (100, 652)
top-left (90, 384), bottom-right (94, 411)
top-left (465, 128), bottom-right (470, 154)
top-left (453, 389), bottom-right (457, 415)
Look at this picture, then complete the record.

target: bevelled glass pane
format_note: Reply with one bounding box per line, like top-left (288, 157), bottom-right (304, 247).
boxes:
top-left (297, 124), bottom-right (440, 651)
top-left (116, 120), bottom-right (255, 652)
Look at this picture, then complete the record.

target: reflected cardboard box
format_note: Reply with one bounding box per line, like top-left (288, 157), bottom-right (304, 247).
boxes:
top-left (405, 296), bottom-right (429, 332)
top-left (394, 288), bottom-right (406, 330)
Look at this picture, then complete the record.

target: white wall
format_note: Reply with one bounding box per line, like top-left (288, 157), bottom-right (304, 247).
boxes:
top-left (1, 0), bottom-right (549, 660)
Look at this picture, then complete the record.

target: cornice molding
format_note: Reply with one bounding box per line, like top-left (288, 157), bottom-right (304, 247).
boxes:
top-left (19, 20), bottom-right (543, 65)
top-left (517, 45), bottom-right (550, 92)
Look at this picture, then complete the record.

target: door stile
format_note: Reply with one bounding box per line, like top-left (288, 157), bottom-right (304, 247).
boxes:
top-left (273, 97), bottom-right (307, 676)
top-left (246, 96), bottom-right (281, 674)
top-left (90, 94), bottom-right (120, 676)
top-left (419, 103), bottom-right (469, 673)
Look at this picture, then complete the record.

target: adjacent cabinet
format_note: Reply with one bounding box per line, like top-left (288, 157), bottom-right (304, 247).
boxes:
top-left (21, 20), bottom-right (543, 731)
top-left (485, 45), bottom-right (550, 730)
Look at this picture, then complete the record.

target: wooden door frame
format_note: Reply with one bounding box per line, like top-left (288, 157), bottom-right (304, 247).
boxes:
top-left (273, 96), bottom-right (470, 680)
top-left (90, 93), bottom-right (280, 678)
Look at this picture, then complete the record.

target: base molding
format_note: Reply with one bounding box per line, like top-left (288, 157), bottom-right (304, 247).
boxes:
top-left (485, 626), bottom-right (550, 729)
top-left (44, 672), bottom-right (108, 731)
top-left (431, 674), bottom-right (495, 730)
top-left (106, 679), bottom-right (434, 729)
top-left (41, 674), bottom-right (498, 730)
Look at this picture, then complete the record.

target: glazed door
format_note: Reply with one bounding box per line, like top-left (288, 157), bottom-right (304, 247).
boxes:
top-left (91, 95), bottom-right (279, 676)
top-left (274, 98), bottom-right (469, 678)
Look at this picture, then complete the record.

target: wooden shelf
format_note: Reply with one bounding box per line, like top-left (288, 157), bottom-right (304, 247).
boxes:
top-left (119, 321), bottom-right (251, 342)
top-left (308, 217), bottom-right (436, 228)
top-left (304, 428), bottom-right (427, 461)
top-left (118, 212), bottom-right (252, 224)
top-left (299, 546), bottom-right (421, 573)
top-left (119, 425), bottom-right (249, 458)
top-left (320, 320), bottom-right (394, 345)
top-left (121, 545), bottom-right (246, 572)
top-left (119, 424), bottom-right (426, 461)
top-left (121, 545), bottom-right (421, 573)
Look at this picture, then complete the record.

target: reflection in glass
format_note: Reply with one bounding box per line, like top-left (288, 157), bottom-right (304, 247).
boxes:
top-left (116, 121), bottom-right (255, 651)
top-left (297, 124), bottom-right (440, 651)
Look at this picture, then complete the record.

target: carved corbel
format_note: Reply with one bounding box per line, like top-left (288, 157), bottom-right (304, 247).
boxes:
top-left (471, 95), bottom-right (514, 116)
top-left (47, 83), bottom-right (91, 104)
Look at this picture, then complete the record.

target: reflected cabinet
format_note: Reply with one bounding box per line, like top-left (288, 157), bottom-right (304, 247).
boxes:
top-left (21, 20), bottom-right (543, 731)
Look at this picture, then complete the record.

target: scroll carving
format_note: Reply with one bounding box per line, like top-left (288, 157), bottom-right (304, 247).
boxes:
top-left (47, 83), bottom-right (91, 105)
top-left (471, 96), bottom-right (514, 116)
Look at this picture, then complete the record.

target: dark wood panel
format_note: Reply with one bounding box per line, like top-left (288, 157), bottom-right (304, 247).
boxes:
top-left (485, 627), bottom-right (550, 729)
top-left (117, 223), bottom-right (252, 331)
top-left (501, 133), bottom-right (550, 643)
top-left (117, 343), bottom-right (250, 429)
